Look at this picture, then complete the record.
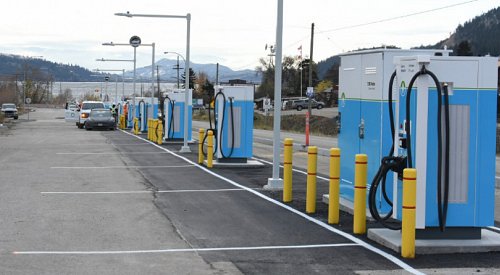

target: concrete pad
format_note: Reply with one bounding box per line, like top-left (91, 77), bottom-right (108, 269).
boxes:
top-left (368, 228), bottom-right (500, 254)
top-left (203, 159), bottom-right (264, 168)
top-left (322, 194), bottom-right (376, 221)
top-left (162, 139), bottom-right (196, 145)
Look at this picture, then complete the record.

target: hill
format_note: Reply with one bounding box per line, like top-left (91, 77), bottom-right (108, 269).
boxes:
top-left (317, 7), bottom-right (500, 81)
top-left (0, 54), bottom-right (101, 81)
top-left (418, 7), bottom-right (500, 56)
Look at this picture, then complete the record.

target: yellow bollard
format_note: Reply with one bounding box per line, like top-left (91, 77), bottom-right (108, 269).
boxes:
top-left (153, 119), bottom-right (158, 143)
top-left (157, 120), bottom-right (163, 145)
top-left (353, 154), bottom-right (367, 234)
top-left (133, 118), bottom-right (139, 135)
top-left (328, 148), bottom-right (341, 224)
top-left (198, 128), bottom-right (206, 164)
top-left (306, 146), bottom-right (318, 214)
top-left (207, 130), bottom-right (213, 168)
top-left (283, 138), bottom-right (293, 202)
top-left (402, 168), bottom-right (417, 258)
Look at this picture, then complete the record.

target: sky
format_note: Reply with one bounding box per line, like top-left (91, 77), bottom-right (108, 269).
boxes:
top-left (1, 0), bottom-right (499, 72)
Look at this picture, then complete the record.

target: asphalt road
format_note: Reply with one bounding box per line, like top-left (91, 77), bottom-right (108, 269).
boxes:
top-left (1, 108), bottom-right (499, 274)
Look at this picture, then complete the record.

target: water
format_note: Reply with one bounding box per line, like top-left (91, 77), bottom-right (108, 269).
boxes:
top-left (52, 81), bottom-right (178, 101)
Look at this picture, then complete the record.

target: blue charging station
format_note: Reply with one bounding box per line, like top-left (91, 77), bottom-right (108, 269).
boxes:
top-left (390, 55), bottom-right (497, 237)
top-left (131, 97), bottom-right (158, 133)
top-left (337, 49), bottom-right (450, 215)
top-left (163, 89), bottom-right (192, 141)
top-left (214, 86), bottom-right (254, 163)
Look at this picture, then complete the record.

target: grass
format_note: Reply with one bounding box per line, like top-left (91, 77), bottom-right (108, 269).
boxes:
top-left (192, 110), bottom-right (338, 137)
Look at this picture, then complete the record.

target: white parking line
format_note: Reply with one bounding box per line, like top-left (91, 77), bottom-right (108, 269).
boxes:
top-left (41, 188), bottom-right (259, 195)
top-left (13, 243), bottom-right (359, 255)
top-left (50, 165), bottom-right (195, 169)
top-left (56, 152), bottom-right (168, 155)
top-left (121, 130), bottom-right (424, 275)
top-left (57, 143), bottom-right (151, 146)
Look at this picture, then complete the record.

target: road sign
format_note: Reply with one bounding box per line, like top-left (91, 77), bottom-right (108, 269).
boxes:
top-left (306, 87), bottom-right (314, 98)
top-left (104, 76), bottom-right (110, 81)
top-left (25, 97), bottom-right (31, 104)
top-left (129, 35), bottom-right (141, 47)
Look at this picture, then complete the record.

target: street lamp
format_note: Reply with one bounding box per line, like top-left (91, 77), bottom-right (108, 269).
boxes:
top-left (164, 51), bottom-right (185, 89)
top-left (22, 55), bottom-right (43, 113)
top-left (102, 41), bottom-right (156, 119)
top-left (115, 11), bottom-right (191, 153)
top-left (96, 58), bottom-right (133, 98)
top-left (94, 69), bottom-right (125, 103)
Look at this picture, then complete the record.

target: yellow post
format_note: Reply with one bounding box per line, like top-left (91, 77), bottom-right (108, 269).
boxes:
top-left (353, 154), bottom-right (367, 234)
top-left (153, 119), bottom-right (158, 143)
top-left (157, 120), bottom-right (163, 145)
top-left (149, 119), bottom-right (153, 140)
top-left (306, 146), bottom-right (318, 214)
top-left (328, 148), bottom-right (341, 224)
top-left (198, 128), bottom-right (206, 164)
top-left (120, 115), bottom-right (125, 129)
top-left (133, 118), bottom-right (139, 135)
top-left (402, 168), bottom-right (417, 258)
top-left (207, 130), bottom-right (213, 168)
top-left (283, 138), bottom-right (293, 203)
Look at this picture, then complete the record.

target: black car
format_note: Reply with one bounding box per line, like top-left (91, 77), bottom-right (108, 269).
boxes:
top-left (84, 109), bottom-right (116, 130)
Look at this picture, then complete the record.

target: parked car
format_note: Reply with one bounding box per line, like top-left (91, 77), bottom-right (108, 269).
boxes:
top-left (76, 101), bottom-right (105, 129)
top-left (84, 109), bottom-right (116, 131)
top-left (1, 103), bottom-right (19, 119)
top-left (288, 98), bottom-right (325, 111)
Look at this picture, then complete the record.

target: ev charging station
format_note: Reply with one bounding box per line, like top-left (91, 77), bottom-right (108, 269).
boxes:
top-left (131, 97), bottom-right (158, 133)
top-left (336, 48), bottom-right (498, 243)
top-left (388, 55), bottom-right (497, 236)
top-left (163, 89), bottom-right (193, 142)
top-left (335, 49), bottom-right (450, 215)
top-left (204, 85), bottom-right (261, 167)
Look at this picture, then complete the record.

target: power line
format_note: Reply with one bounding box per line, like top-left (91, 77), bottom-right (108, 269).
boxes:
top-left (317, 0), bottom-right (479, 34)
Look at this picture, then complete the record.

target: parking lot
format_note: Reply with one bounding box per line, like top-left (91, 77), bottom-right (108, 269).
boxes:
top-left (1, 108), bottom-right (499, 274)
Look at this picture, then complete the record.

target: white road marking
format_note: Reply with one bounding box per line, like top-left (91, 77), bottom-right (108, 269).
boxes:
top-left (13, 243), bottom-right (359, 255)
top-left (56, 152), bottom-right (168, 155)
top-left (50, 165), bottom-right (195, 169)
top-left (121, 130), bottom-right (425, 275)
top-left (40, 188), bottom-right (259, 195)
top-left (57, 143), bottom-right (151, 146)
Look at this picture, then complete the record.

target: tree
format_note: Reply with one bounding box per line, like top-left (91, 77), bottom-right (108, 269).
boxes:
top-left (0, 75), bottom-right (19, 104)
top-left (455, 40), bottom-right (473, 56)
top-left (256, 55), bottom-right (314, 99)
top-left (52, 88), bottom-right (73, 105)
top-left (181, 68), bottom-right (196, 89)
top-left (194, 71), bottom-right (214, 104)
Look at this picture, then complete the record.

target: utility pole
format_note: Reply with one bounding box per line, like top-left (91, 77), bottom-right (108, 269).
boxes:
top-left (173, 57), bottom-right (183, 89)
top-left (306, 23), bottom-right (314, 147)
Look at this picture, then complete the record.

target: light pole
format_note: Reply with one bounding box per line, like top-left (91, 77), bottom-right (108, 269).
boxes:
top-left (96, 58), bottom-right (132, 99)
top-left (102, 41), bottom-right (155, 118)
top-left (115, 11), bottom-right (191, 153)
top-left (94, 69), bottom-right (125, 102)
top-left (22, 55), bottom-right (43, 113)
top-left (265, 0), bottom-right (284, 189)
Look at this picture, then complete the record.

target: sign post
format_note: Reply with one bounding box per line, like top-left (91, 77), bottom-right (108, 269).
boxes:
top-left (25, 97), bottom-right (31, 120)
top-left (305, 87), bottom-right (314, 146)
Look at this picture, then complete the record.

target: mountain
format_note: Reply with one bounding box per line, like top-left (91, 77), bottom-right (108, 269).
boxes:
top-left (0, 54), bottom-right (260, 84)
top-left (417, 7), bottom-right (500, 56)
top-left (132, 58), bottom-right (260, 83)
top-left (0, 54), bottom-right (101, 81)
